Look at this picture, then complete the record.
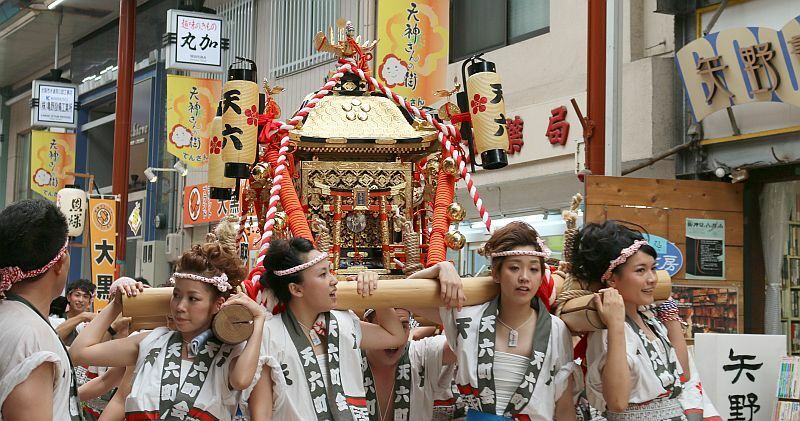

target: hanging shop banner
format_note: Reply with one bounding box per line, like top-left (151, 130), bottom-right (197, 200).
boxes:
top-left (643, 233), bottom-right (684, 278)
top-left (29, 130), bottom-right (76, 201)
top-left (376, 0), bottom-right (449, 108)
top-left (675, 15), bottom-right (800, 122)
top-left (182, 182), bottom-right (240, 227)
top-left (126, 199), bottom-right (143, 239)
top-left (686, 218), bottom-right (725, 280)
top-left (165, 9), bottom-right (225, 72)
top-left (89, 198), bottom-right (117, 311)
top-left (166, 74), bottom-right (222, 167)
top-left (31, 80), bottom-right (78, 129)
top-left (694, 333), bottom-right (785, 421)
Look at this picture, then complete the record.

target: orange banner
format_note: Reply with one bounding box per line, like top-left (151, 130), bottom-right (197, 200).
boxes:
top-left (88, 198), bottom-right (117, 311)
top-left (183, 182), bottom-right (241, 226)
top-left (376, 0), bottom-right (449, 108)
top-left (30, 131), bottom-right (76, 200)
top-left (166, 75), bottom-right (222, 167)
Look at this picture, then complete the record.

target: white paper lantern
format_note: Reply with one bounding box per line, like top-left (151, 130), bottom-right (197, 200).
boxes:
top-left (57, 185), bottom-right (88, 237)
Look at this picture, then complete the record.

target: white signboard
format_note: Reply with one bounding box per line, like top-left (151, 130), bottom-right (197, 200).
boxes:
top-left (695, 333), bottom-right (786, 421)
top-left (166, 9), bottom-right (224, 72)
top-left (31, 80), bottom-right (78, 129)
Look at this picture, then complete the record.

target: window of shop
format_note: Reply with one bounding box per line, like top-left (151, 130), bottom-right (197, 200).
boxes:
top-left (13, 132), bottom-right (31, 201)
top-left (450, 0), bottom-right (549, 62)
top-left (270, 0), bottom-right (339, 78)
top-left (198, 0), bottom-right (256, 81)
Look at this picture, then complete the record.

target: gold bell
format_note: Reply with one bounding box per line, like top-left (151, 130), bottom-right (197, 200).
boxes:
top-left (274, 212), bottom-right (287, 231)
top-left (442, 157), bottom-right (457, 176)
top-left (447, 202), bottom-right (466, 222)
top-left (445, 230), bottom-right (466, 250)
top-left (251, 162), bottom-right (269, 178)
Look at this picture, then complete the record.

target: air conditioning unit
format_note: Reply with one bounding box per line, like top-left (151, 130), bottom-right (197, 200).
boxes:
top-left (138, 241), bottom-right (170, 286)
top-left (165, 232), bottom-right (184, 263)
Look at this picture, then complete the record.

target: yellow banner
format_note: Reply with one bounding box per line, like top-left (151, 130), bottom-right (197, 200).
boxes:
top-left (88, 198), bottom-right (117, 311)
top-left (166, 74), bottom-right (222, 167)
top-left (676, 15), bottom-right (800, 122)
top-left (30, 131), bottom-right (75, 201)
top-left (376, 0), bottom-right (449, 108)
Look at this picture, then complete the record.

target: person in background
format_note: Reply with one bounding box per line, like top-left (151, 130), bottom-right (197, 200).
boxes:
top-left (0, 199), bottom-right (82, 420)
top-left (56, 279), bottom-right (97, 345)
top-left (362, 307), bottom-right (458, 420)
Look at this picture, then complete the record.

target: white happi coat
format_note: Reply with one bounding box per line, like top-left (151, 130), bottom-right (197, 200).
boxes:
top-left (256, 310), bottom-right (370, 421)
top-left (125, 327), bottom-right (244, 420)
top-left (363, 335), bottom-right (457, 421)
top-left (440, 299), bottom-right (576, 420)
top-left (586, 314), bottom-right (683, 414)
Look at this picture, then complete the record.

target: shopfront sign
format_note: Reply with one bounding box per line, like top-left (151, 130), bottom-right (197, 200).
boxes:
top-left (166, 75), bottom-right (222, 167)
top-left (127, 199), bottom-right (143, 239)
top-left (644, 233), bottom-right (683, 277)
top-left (182, 182), bottom-right (240, 227)
top-left (29, 130), bottom-right (76, 201)
top-left (89, 198), bottom-right (117, 311)
top-left (31, 80), bottom-right (78, 129)
top-left (675, 15), bottom-right (800, 122)
top-left (376, 0), bottom-right (449, 107)
top-left (695, 333), bottom-right (785, 421)
top-left (165, 9), bottom-right (226, 73)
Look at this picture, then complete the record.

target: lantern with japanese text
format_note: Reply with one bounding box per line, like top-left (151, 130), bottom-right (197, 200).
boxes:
top-left (221, 57), bottom-right (259, 180)
top-left (458, 56), bottom-right (509, 170)
top-left (57, 184), bottom-right (88, 237)
top-left (209, 101), bottom-right (235, 200)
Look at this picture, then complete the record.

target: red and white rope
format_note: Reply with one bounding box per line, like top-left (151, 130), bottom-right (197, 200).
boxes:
top-left (245, 60), bottom-right (492, 297)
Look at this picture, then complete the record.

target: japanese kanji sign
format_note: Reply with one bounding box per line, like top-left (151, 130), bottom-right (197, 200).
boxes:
top-left (166, 75), bottom-right (222, 167)
top-left (376, 0), bottom-right (449, 108)
top-left (89, 198), bottom-right (117, 311)
top-left (182, 182), bottom-right (241, 227)
top-left (644, 233), bottom-right (684, 277)
top-left (166, 9), bottom-right (225, 72)
top-left (31, 80), bottom-right (78, 129)
top-left (675, 15), bottom-right (800, 122)
top-left (695, 334), bottom-right (785, 421)
top-left (686, 218), bottom-right (725, 280)
top-left (29, 131), bottom-right (75, 201)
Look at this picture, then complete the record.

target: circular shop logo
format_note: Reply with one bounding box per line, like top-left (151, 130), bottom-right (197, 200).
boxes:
top-left (92, 203), bottom-right (114, 232)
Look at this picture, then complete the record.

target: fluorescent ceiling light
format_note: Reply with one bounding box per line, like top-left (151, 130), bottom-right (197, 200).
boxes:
top-left (48, 0), bottom-right (68, 10)
top-left (0, 11), bottom-right (37, 40)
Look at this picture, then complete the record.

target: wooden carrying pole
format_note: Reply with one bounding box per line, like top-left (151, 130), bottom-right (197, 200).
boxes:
top-left (123, 272), bottom-right (671, 333)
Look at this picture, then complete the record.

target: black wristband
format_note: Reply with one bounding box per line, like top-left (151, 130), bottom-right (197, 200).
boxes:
top-left (107, 326), bottom-right (117, 336)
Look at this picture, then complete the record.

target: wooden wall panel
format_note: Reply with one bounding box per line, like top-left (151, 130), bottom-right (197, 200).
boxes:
top-left (585, 176), bottom-right (743, 212)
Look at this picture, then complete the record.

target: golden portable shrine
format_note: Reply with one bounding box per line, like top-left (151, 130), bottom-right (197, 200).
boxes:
top-left (201, 21), bottom-right (510, 308)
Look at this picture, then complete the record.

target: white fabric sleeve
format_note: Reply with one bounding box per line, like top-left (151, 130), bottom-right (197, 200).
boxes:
top-left (438, 307), bottom-right (458, 349)
top-left (585, 326), bottom-right (637, 411)
top-left (0, 351), bottom-right (64, 407)
top-left (551, 319), bottom-right (578, 402)
top-left (347, 310), bottom-right (363, 348)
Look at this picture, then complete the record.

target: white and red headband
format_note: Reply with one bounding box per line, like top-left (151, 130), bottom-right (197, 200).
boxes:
top-left (489, 237), bottom-right (551, 259)
top-left (601, 239), bottom-right (649, 282)
top-left (273, 252), bottom-right (329, 277)
top-left (169, 272), bottom-right (232, 292)
top-left (0, 240), bottom-right (69, 298)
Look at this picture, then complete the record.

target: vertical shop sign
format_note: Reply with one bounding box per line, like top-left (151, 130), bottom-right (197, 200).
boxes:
top-left (89, 198), bottom-right (117, 311)
top-left (166, 75), bottom-right (222, 167)
top-left (30, 130), bottom-right (76, 201)
top-left (166, 9), bottom-right (225, 72)
top-left (695, 334), bottom-right (785, 421)
top-left (686, 218), bottom-right (725, 280)
top-left (376, 0), bottom-right (449, 107)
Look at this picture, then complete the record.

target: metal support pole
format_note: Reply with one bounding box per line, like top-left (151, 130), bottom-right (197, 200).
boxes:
top-left (586, 0), bottom-right (607, 176)
top-left (112, 0), bottom-right (136, 276)
top-left (54, 11), bottom-right (62, 70)
top-left (605, 0), bottom-right (622, 176)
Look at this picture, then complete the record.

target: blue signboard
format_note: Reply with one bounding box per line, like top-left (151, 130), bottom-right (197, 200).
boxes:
top-left (644, 234), bottom-right (683, 277)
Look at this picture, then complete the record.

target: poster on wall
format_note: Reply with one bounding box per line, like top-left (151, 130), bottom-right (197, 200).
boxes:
top-left (29, 130), bottom-right (76, 201)
top-left (695, 334), bottom-right (785, 421)
top-left (376, 0), bottom-right (449, 108)
top-left (685, 218), bottom-right (725, 280)
top-left (88, 198), bottom-right (117, 311)
top-left (672, 285), bottom-right (738, 339)
top-left (166, 74), bottom-right (222, 167)
top-left (31, 80), bottom-right (78, 129)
